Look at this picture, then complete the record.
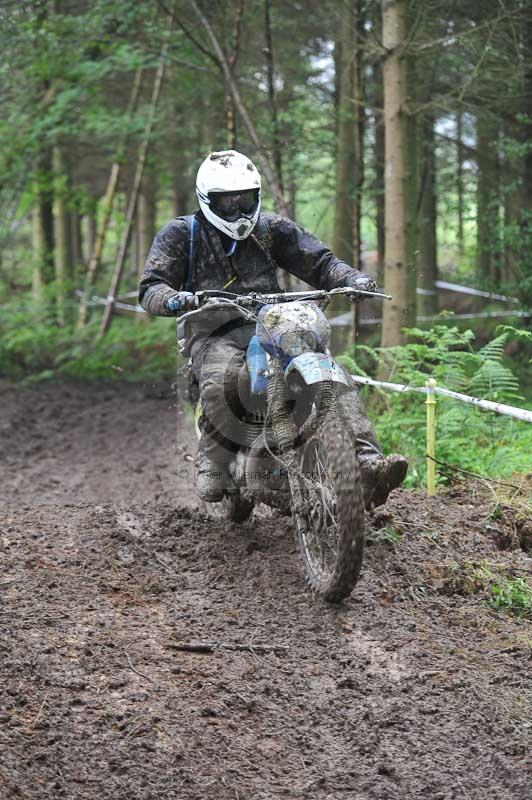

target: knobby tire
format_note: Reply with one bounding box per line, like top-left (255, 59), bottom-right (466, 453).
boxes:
top-left (291, 410), bottom-right (365, 603)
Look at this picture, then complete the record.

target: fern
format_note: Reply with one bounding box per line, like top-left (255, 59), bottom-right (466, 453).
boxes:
top-left (340, 324), bottom-right (531, 488)
top-left (477, 332), bottom-right (509, 362)
top-left (470, 360), bottom-right (522, 402)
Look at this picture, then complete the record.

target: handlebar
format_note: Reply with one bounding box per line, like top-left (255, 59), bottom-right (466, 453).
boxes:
top-left (176, 285), bottom-right (391, 346)
top-left (195, 286), bottom-right (391, 307)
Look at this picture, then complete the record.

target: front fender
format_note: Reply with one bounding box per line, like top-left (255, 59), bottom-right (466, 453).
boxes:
top-left (285, 353), bottom-right (350, 387)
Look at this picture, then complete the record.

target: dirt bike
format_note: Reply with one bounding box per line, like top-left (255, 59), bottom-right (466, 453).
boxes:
top-left (177, 286), bottom-right (389, 603)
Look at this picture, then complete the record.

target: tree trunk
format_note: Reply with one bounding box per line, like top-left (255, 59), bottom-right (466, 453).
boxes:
top-left (137, 166), bottom-right (157, 277)
top-left (99, 34), bottom-right (170, 338)
top-left (501, 114), bottom-right (521, 287)
top-left (476, 114), bottom-right (500, 287)
top-left (225, 0), bottom-right (244, 148)
top-left (85, 206), bottom-right (96, 266)
top-left (225, 91), bottom-right (236, 149)
top-left (70, 206), bottom-right (83, 280)
top-left (417, 114), bottom-right (438, 316)
top-left (172, 186), bottom-right (187, 217)
top-left (264, 0), bottom-right (284, 196)
top-left (503, 179), bottom-right (519, 287)
top-left (31, 151), bottom-right (55, 300)
top-left (31, 204), bottom-right (46, 302)
top-left (456, 110), bottom-right (464, 259)
top-left (519, 13), bottom-right (532, 308)
top-left (333, 0), bottom-right (356, 266)
top-left (380, 0), bottom-right (416, 350)
top-left (405, 39), bottom-right (418, 314)
top-left (375, 62), bottom-right (385, 287)
top-left (77, 67), bottom-right (143, 327)
top-left (53, 144), bottom-right (72, 325)
top-left (171, 80), bottom-right (192, 218)
top-left (328, 0), bottom-right (359, 349)
top-left (352, 2), bottom-right (365, 274)
top-left (130, 219), bottom-right (139, 280)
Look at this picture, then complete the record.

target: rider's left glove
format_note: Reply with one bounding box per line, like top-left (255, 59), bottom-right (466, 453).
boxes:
top-left (345, 273), bottom-right (378, 295)
top-left (167, 291), bottom-right (198, 314)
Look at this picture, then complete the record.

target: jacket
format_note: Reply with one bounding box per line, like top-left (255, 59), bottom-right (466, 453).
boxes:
top-left (138, 211), bottom-right (362, 316)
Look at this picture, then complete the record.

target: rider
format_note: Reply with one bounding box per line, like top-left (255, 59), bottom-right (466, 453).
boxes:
top-left (139, 149), bottom-right (407, 505)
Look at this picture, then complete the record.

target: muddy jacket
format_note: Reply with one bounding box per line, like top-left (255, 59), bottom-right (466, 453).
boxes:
top-left (138, 211), bottom-right (362, 316)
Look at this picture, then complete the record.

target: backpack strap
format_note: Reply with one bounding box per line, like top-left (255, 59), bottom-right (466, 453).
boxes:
top-left (183, 213), bottom-right (200, 291)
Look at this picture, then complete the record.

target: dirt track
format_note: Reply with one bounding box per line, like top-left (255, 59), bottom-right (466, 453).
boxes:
top-left (1, 380), bottom-right (531, 799)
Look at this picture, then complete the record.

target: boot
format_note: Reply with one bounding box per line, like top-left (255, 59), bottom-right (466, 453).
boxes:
top-left (358, 451), bottom-right (408, 510)
top-left (195, 453), bottom-right (229, 502)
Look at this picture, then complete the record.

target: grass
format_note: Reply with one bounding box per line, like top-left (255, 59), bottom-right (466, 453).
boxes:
top-left (489, 576), bottom-right (532, 619)
top-left (368, 524), bottom-right (402, 548)
top-left (443, 560), bottom-right (532, 619)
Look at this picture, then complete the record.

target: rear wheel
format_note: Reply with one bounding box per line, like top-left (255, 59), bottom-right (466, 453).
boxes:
top-left (290, 410), bottom-right (365, 602)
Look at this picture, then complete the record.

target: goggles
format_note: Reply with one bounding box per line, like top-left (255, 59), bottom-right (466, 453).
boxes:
top-left (208, 189), bottom-right (259, 222)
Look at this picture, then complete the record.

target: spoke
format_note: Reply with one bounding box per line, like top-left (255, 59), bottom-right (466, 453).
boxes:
top-left (299, 434), bottom-right (339, 577)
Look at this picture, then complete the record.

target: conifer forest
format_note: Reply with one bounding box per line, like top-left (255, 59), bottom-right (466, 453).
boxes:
top-left (0, 3), bottom-right (531, 799)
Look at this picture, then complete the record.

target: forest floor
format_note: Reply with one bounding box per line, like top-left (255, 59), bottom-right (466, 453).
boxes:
top-left (1, 379), bottom-right (531, 800)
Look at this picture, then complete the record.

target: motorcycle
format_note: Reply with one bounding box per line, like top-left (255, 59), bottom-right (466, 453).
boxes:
top-left (177, 286), bottom-right (389, 602)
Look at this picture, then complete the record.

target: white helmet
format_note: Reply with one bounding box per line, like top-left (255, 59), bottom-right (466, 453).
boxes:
top-left (196, 150), bottom-right (261, 240)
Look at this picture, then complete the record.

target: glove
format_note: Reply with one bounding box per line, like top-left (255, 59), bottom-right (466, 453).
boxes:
top-left (345, 272), bottom-right (378, 294)
top-left (167, 291), bottom-right (197, 313)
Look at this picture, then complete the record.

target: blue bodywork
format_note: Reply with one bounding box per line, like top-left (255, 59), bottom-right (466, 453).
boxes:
top-left (246, 335), bottom-right (269, 395)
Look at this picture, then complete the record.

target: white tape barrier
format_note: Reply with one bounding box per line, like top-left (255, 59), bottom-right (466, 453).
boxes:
top-left (2, 293), bottom-right (143, 314)
top-left (433, 280), bottom-right (519, 303)
top-left (113, 303), bottom-right (529, 324)
top-left (330, 309), bottom-right (531, 327)
top-left (350, 374), bottom-right (532, 423)
top-left (75, 292), bottom-right (145, 313)
top-left (116, 280), bottom-right (519, 308)
top-left (98, 295), bottom-right (145, 313)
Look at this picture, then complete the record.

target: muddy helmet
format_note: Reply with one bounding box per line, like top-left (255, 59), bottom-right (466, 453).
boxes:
top-left (196, 150), bottom-right (261, 240)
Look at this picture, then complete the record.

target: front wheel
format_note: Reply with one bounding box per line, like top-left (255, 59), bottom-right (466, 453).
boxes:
top-left (290, 410), bottom-right (365, 602)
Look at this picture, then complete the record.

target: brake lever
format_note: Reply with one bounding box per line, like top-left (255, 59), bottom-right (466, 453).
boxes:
top-left (330, 287), bottom-right (392, 300)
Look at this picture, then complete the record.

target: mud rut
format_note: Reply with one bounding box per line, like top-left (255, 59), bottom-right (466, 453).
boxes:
top-left (0, 379), bottom-right (530, 800)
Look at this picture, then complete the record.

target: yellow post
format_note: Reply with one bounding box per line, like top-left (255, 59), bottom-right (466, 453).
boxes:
top-left (425, 378), bottom-right (436, 496)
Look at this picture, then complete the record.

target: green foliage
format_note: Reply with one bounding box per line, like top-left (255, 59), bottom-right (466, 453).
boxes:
top-left (443, 560), bottom-right (532, 619)
top-left (489, 576), bottom-right (532, 619)
top-left (368, 525), bottom-right (402, 548)
top-left (0, 300), bottom-right (179, 382)
top-left (339, 324), bottom-right (532, 487)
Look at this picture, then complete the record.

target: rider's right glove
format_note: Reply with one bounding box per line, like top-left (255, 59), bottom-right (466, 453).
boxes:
top-left (167, 292), bottom-right (197, 314)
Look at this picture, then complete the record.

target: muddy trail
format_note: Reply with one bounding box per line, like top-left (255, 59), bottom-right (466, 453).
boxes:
top-left (1, 380), bottom-right (531, 800)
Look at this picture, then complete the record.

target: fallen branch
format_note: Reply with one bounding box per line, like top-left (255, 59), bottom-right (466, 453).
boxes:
top-left (123, 650), bottom-right (154, 683)
top-left (169, 640), bottom-right (288, 655)
top-left (427, 455), bottom-right (527, 493)
top-left (31, 697), bottom-right (47, 729)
